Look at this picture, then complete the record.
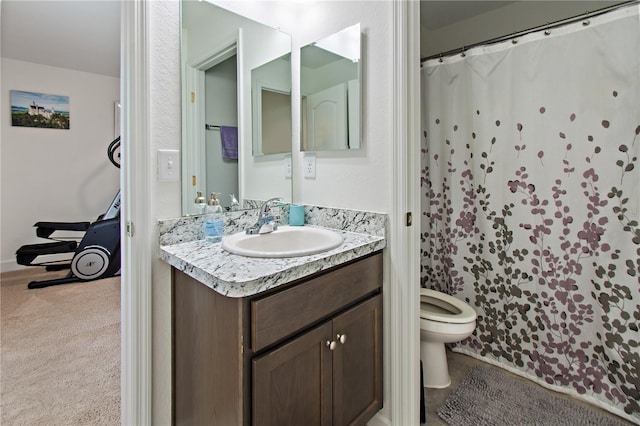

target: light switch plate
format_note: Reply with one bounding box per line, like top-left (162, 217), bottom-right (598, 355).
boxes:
top-left (158, 149), bottom-right (180, 182)
top-left (304, 153), bottom-right (316, 179)
top-left (284, 155), bottom-right (292, 179)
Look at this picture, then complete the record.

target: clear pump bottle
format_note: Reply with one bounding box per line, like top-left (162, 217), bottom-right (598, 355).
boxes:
top-left (204, 193), bottom-right (224, 242)
top-left (194, 191), bottom-right (207, 215)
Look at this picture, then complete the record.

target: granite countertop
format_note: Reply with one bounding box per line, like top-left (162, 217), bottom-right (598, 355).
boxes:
top-left (160, 226), bottom-right (385, 298)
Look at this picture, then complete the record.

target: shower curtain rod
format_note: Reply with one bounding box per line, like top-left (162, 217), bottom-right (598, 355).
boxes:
top-left (421, 0), bottom-right (639, 63)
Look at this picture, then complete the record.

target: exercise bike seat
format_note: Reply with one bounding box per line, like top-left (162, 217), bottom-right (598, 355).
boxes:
top-left (34, 221), bottom-right (91, 239)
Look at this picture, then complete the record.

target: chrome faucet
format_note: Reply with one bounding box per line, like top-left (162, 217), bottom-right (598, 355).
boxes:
top-left (229, 193), bottom-right (240, 211)
top-left (246, 197), bottom-right (283, 234)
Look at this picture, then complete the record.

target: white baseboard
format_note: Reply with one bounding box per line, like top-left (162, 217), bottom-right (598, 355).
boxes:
top-left (368, 412), bottom-right (392, 426)
top-left (0, 260), bottom-right (25, 274)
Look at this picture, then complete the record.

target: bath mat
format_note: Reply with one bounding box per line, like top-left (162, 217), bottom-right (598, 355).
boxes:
top-left (437, 366), bottom-right (627, 426)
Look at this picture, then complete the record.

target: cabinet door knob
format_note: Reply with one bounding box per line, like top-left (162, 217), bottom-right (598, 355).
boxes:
top-left (326, 340), bottom-right (337, 350)
top-left (337, 333), bottom-right (347, 344)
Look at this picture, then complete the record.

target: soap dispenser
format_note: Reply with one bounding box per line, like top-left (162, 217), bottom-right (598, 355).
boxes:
top-left (204, 192), bottom-right (224, 242)
top-left (194, 191), bottom-right (207, 215)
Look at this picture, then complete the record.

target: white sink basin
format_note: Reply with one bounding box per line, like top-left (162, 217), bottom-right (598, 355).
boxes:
top-left (222, 226), bottom-right (344, 258)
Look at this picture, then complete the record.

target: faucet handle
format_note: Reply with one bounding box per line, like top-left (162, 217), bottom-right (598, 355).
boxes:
top-left (259, 197), bottom-right (284, 216)
top-left (249, 197), bottom-right (285, 235)
top-left (263, 197), bottom-right (283, 207)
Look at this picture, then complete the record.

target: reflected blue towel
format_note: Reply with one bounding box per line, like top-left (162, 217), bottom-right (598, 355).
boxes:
top-left (220, 126), bottom-right (238, 160)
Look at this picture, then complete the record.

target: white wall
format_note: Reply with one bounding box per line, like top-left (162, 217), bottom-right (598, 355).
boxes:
top-left (301, 58), bottom-right (358, 95)
top-left (0, 58), bottom-right (120, 271)
top-left (293, 1), bottom-right (393, 212)
top-left (421, 1), bottom-right (624, 59)
top-left (148, 2), bottom-right (182, 423)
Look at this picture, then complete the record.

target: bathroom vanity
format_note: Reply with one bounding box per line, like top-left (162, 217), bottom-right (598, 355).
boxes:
top-left (172, 252), bottom-right (382, 425)
top-left (160, 209), bottom-right (387, 425)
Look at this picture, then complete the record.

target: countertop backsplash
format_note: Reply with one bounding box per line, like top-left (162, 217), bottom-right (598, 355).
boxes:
top-left (158, 205), bottom-right (387, 246)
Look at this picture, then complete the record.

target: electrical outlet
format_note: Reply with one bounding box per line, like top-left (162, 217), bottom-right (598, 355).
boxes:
top-left (158, 149), bottom-right (180, 182)
top-left (284, 155), bottom-right (292, 178)
top-left (304, 153), bottom-right (316, 179)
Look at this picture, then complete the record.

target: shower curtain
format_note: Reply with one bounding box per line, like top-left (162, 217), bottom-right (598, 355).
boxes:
top-left (421, 5), bottom-right (640, 422)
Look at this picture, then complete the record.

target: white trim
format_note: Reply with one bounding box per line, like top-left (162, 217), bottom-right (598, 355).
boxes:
top-left (114, 101), bottom-right (121, 139)
top-left (181, 63), bottom-right (205, 215)
top-left (120, 1), bottom-right (152, 424)
top-left (236, 29), bottom-right (246, 206)
top-left (391, 1), bottom-right (421, 425)
top-left (369, 413), bottom-right (392, 426)
top-left (251, 78), bottom-right (266, 156)
top-left (189, 37), bottom-right (237, 70)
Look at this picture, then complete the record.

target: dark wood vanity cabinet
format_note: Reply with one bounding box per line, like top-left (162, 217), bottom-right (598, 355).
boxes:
top-left (172, 251), bottom-right (383, 426)
top-left (253, 294), bottom-right (382, 426)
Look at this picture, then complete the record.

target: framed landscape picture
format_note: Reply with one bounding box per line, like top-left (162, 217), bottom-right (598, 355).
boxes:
top-left (11, 90), bottom-right (70, 129)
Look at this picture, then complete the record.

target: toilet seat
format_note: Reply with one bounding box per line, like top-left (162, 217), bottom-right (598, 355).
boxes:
top-left (420, 288), bottom-right (476, 324)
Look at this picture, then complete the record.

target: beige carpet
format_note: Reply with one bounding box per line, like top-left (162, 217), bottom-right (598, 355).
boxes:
top-left (1, 268), bottom-right (120, 425)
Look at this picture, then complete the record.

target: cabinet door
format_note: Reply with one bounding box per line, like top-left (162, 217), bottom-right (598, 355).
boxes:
top-left (333, 295), bottom-right (383, 426)
top-left (253, 322), bottom-right (333, 426)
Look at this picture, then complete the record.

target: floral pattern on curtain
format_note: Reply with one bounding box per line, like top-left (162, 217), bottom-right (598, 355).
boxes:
top-left (421, 5), bottom-right (640, 422)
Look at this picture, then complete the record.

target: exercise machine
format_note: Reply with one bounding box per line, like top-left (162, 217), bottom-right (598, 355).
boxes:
top-left (15, 137), bottom-right (121, 289)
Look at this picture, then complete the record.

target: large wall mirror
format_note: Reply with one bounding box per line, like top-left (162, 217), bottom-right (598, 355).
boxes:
top-left (300, 23), bottom-right (361, 151)
top-left (181, 0), bottom-right (293, 215)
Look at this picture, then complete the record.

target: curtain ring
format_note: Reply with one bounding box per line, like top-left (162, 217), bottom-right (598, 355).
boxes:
top-left (438, 53), bottom-right (443, 63)
top-left (544, 30), bottom-right (551, 36)
top-left (583, 20), bottom-right (591, 26)
top-left (461, 47), bottom-right (466, 58)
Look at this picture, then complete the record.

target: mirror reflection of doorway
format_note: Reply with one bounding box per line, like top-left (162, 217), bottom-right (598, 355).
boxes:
top-left (205, 55), bottom-right (239, 210)
top-left (306, 83), bottom-right (347, 151)
top-left (261, 88), bottom-right (291, 155)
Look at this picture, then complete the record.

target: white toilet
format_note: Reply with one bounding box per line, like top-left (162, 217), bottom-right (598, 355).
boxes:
top-left (420, 288), bottom-right (477, 388)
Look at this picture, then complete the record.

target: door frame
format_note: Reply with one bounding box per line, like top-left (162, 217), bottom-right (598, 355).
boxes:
top-left (120, 1), bottom-right (152, 424)
top-left (388, 0), bottom-right (421, 425)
